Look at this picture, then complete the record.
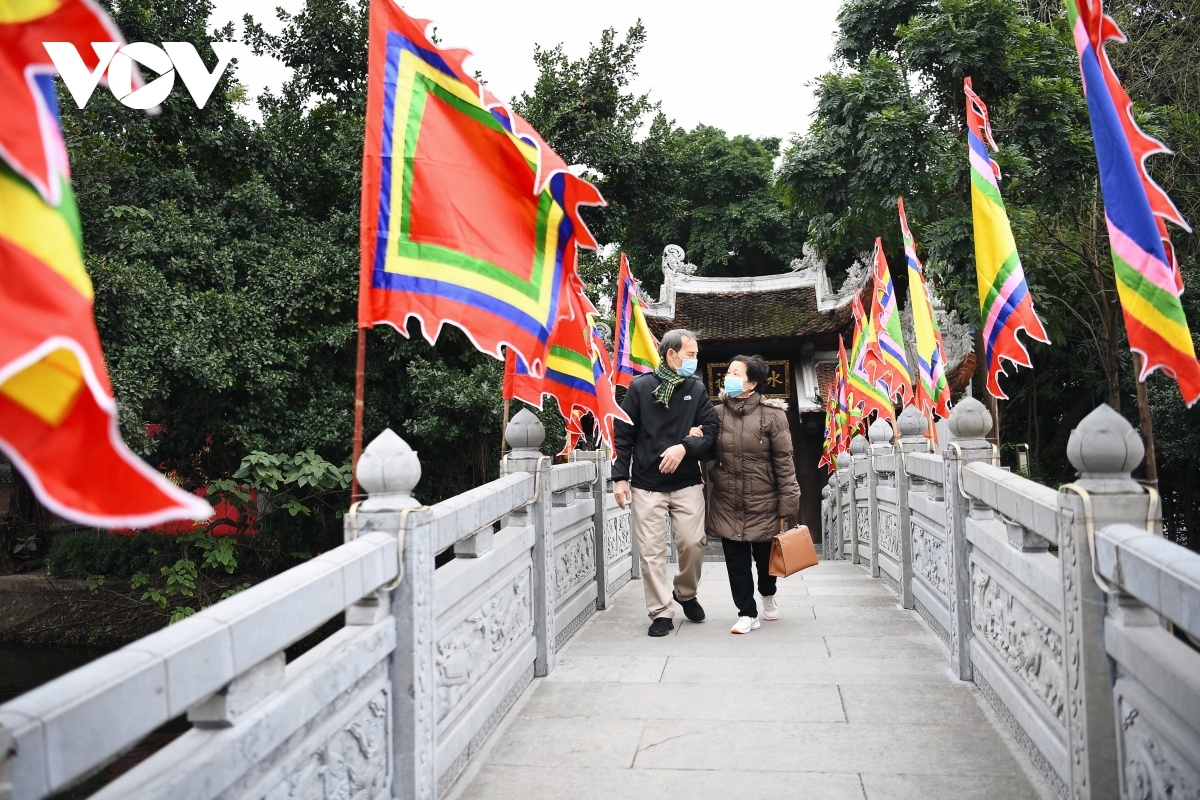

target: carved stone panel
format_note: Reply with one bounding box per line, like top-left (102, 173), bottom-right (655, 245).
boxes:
top-left (555, 527), bottom-right (596, 600)
top-left (857, 506), bottom-right (870, 544)
top-left (268, 689), bottom-right (390, 800)
top-left (911, 523), bottom-right (948, 597)
top-left (878, 510), bottom-right (900, 558)
top-left (970, 563), bottom-right (1065, 726)
top-left (436, 570), bottom-right (532, 723)
top-left (1119, 696), bottom-right (1200, 800)
top-left (604, 513), bottom-right (631, 563)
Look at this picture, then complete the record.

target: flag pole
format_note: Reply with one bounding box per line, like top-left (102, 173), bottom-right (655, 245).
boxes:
top-left (501, 398), bottom-right (510, 454)
top-left (1132, 353), bottom-right (1158, 486)
top-left (351, 325), bottom-right (367, 498)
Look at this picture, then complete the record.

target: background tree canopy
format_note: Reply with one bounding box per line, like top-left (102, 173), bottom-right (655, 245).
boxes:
top-left (58, 0), bottom-right (801, 524)
top-left (780, 0), bottom-right (1200, 544)
top-left (9, 0), bottom-right (1199, 560)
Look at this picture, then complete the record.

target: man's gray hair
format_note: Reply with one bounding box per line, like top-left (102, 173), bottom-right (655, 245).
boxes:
top-left (659, 329), bottom-right (699, 359)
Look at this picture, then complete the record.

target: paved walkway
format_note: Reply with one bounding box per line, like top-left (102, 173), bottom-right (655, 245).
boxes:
top-left (448, 560), bottom-right (1052, 800)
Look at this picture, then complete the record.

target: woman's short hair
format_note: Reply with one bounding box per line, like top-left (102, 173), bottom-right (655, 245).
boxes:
top-left (731, 355), bottom-right (769, 391)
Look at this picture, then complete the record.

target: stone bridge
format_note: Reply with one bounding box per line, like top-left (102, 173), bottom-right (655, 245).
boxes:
top-left (1, 400), bottom-right (1198, 800)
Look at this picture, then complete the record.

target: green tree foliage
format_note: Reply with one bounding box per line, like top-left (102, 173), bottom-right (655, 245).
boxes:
top-left (779, 0), bottom-right (1200, 527)
top-left (512, 23), bottom-right (802, 296)
top-left (65, 0), bottom-right (531, 531)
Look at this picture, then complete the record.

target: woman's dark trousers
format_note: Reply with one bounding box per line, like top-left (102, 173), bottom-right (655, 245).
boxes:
top-left (721, 538), bottom-right (776, 618)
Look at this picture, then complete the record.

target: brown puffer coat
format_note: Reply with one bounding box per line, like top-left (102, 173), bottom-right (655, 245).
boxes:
top-left (705, 392), bottom-right (801, 542)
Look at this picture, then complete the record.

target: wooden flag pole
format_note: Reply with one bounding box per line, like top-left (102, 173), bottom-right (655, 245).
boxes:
top-left (989, 394), bottom-right (1002, 451)
top-left (501, 398), bottom-right (510, 454)
top-left (1132, 352), bottom-right (1158, 486)
top-left (351, 325), bottom-right (368, 499)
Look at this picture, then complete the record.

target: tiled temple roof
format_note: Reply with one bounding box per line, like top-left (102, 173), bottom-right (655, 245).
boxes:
top-left (642, 246), bottom-right (865, 342)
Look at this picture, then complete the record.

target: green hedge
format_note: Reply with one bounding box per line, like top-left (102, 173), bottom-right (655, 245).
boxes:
top-left (47, 532), bottom-right (187, 580)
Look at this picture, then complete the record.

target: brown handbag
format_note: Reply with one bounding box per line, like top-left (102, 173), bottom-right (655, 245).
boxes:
top-left (769, 525), bottom-right (818, 577)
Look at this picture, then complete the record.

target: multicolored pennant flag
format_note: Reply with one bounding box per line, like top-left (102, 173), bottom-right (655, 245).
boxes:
top-left (819, 385), bottom-right (837, 471)
top-left (847, 293), bottom-right (895, 427)
top-left (866, 238), bottom-right (913, 405)
top-left (502, 348), bottom-right (543, 410)
top-left (613, 253), bottom-right (660, 387)
top-left (559, 409), bottom-right (585, 458)
top-left (0, 0), bottom-right (139, 205)
top-left (899, 198), bottom-right (951, 419)
top-left (0, 2), bottom-right (212, 527)
top-left (836, 338), bottom-right (854, 449)
top-left (1068, 0), bottom-right (1200, 405)
top-left (359, 0), bottom-right (605, 377)
top-left (503, 281), bottom-right (630, 451)
top-left (964, 77), bottom-right (1050, 399)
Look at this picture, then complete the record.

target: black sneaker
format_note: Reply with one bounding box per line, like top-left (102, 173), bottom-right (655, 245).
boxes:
top-left (673, 591), bottom-right (706, 622)
top-left (648, 617), bottom-right (674, 637)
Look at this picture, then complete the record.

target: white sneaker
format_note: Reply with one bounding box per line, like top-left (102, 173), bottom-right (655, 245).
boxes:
top-left (762, 596), bottom-right (779, 621)
top-left (731, 616), bottom-right (761, 634)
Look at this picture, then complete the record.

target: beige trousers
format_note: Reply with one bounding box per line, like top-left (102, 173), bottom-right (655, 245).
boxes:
top-left (631, 485), bottom-right (706, 620)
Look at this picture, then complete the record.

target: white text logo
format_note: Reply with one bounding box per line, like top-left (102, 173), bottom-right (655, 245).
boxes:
top-left (43, 42), bottom-right (238, 110)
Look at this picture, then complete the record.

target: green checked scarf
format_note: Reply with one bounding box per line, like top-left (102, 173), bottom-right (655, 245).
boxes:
top-left (651, 362), bottom-right (684, 406)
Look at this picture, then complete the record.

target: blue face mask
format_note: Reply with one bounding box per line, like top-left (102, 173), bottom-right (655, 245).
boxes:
top-left (723, 376), bottom-right (744, 396)
top-left (677, 358), bottom-right (698, 377)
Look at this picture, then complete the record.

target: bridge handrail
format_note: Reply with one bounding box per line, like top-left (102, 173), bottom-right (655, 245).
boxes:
top-left (961, 461), bottom-right (1058, 544)
top-left (0, 531), bottom-right (398, 800)
top-left (820, 400), bottom-right (1200, 800)
top-left (416, 472), bottom-right (535, 554)
top-left (903, 451), bottom-right (944, 484)
top-left (1094, 522), bottom-right (1200, 642)
top-left (549, 461), bottom-right (596, 493)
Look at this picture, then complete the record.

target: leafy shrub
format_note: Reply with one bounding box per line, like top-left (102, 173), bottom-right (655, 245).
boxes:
top-left (47, 531), bottom-right (185, 580)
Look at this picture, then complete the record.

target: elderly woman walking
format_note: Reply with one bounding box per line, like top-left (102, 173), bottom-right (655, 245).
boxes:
top-left (704, 355), bottom-right (801, 634)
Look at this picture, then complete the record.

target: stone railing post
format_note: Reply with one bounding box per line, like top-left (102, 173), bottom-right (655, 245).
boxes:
top-left (866, 418), bottom-right (892, 578)
top-left (944, 398), bottom-right (993, 681)
top-left (577, 450), bottom-right (613, 609)
top-left (1058, 405), bottom-right (1156, 800)
top-left (849, 434), bottom-right (867, 565)
top-left (895, 406), bottom-right (928, 609)
top-left (501, 408), bottom-right (555, 677)
top-left (820, 483), bottom-right (832, 561)
top-left (352, 429), bottom-right (435, 800)
top-left (835, 455), bottom-right (851, 561)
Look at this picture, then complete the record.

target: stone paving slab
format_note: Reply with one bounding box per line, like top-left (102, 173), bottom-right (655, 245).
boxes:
top-left (455, 765), bottom-right (869, 800)
top-left (446, 561), bottom-right (1054, 800)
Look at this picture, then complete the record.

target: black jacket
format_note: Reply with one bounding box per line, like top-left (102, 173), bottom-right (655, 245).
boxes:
top-left (612, 372), bottom-right (719, 492)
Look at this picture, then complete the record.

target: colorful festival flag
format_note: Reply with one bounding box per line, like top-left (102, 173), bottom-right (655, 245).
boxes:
top-left (613, 253), bottom-right (660, 387)
top-left (503, 281), bottom-right (630, 452)
top-left (502, 348), bottom-right (543, 410)
top-left (358, 0), bottom-right (605, 377)
top-left (0, 0), bottom-right (138, 205)
top-left (1068, 0), bottom-right (1200, 404)
top-left (964, 77), bottom-right (1050, 399)
top-left (559, 409), bottom-right (585, 458)
top-left (819, 385), bottom-right (837, 471)
top-left (847, 293), bottom-right (895, 427)
top-left (836, 337), bottom-right (853, 450)
top-left (0, 2), bottom-right (211, 526)
top-left (866, 238), bottom-right (913, 405)
top-left (899, 198), bottom-right (951, 419)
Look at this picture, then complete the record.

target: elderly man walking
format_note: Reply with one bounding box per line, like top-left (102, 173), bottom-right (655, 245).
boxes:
top-left (612, 329), bottom-right (718, 636)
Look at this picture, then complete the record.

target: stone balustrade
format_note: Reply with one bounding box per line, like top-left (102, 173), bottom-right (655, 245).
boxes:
top-left (822, 399), bottom-right (1200, 800)
top-left (0, 407), bottom-right (633, 800)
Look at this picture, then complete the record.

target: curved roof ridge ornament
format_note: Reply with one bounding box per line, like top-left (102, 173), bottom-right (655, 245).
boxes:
top-left (643, 241), bottom-right (860, 327)
top-left (836, 251), bottom-right (872, 298)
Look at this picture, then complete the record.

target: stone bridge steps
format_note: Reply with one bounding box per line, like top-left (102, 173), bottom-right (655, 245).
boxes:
top-left (445, 561), bottom-right (1050, 800)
